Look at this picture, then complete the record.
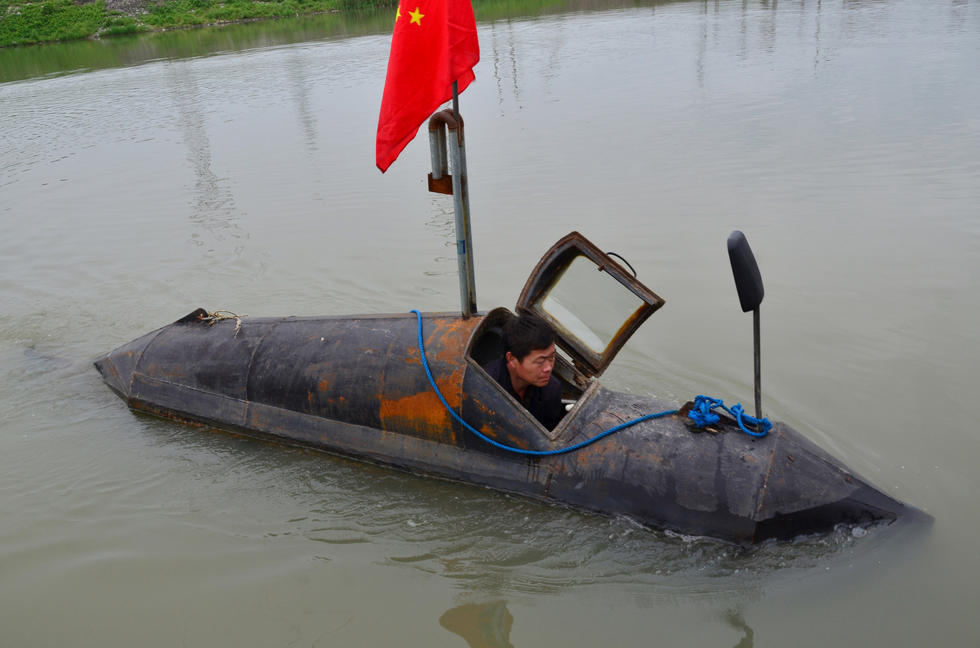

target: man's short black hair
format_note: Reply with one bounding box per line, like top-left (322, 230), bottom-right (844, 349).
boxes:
top-left (503, 312), bottom-right (555, 361)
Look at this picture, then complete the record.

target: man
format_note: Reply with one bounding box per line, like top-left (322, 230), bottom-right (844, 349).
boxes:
top-left (483, 313), bottom-right (565, 431)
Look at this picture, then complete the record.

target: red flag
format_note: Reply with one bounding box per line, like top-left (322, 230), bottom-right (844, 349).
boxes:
top-left (376, 0), bottom-right (480, 172)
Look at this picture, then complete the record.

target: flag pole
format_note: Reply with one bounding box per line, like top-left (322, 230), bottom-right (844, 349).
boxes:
top-left (449, 81), bottom-right (477, 317)
top-left (376, 0), bottom-right (479, 316)
top-left (452, 81), bottom-right (461, 121)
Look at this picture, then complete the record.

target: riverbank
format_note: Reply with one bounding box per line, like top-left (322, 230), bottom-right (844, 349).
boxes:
top-left (0, 0), bottom-right (384, 47)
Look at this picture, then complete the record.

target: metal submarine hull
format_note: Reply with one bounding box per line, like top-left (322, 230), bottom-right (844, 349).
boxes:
top-left (94, 307), bottom-right (912, 545)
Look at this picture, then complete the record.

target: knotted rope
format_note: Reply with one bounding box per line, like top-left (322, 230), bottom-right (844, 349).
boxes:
top-left (200, 310), bottom-right (246, 336)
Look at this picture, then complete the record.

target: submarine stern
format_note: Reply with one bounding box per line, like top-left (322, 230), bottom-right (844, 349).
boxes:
top-left (94, 326), bottom-right (168, 400)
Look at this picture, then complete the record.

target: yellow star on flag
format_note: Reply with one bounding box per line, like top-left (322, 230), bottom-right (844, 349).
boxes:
top-left (408, 6), bottom-right (424, 25)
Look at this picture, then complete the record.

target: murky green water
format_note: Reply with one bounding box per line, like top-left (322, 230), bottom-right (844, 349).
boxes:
top-left (2, 0), bottom-right (978, 645)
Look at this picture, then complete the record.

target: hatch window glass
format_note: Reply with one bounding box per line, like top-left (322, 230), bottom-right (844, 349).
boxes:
top-left (538, 255), bottom-right (646, 355)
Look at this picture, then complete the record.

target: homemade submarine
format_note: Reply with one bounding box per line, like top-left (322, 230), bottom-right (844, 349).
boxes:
top-left (94, 231), bottom-right (924, 545)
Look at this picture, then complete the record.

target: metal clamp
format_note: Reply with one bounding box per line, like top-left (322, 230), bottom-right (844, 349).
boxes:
top-left (427, 109), bottom-right (463, 195)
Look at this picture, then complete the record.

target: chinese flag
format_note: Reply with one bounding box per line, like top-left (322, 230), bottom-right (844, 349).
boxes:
top-left (376, 0), bottom-right (480, 172)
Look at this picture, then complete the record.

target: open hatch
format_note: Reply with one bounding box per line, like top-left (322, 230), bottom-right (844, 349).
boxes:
top-left (516, 231), bottom-right (665, 380)
top-left (465, 231), bottom-right (666, 436)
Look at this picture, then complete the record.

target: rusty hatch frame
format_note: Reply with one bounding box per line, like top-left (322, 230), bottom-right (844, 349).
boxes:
top-left (516, 231), bottom-right (665, 378)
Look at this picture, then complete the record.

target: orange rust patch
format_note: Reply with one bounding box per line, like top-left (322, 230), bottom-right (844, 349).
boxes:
top-left (439, 366), bottom-right (464, 408)
top-left (424, 316), bottom-right (481, 357)
top-left (378, 314), bottom-right (480, 444)
top-left (428, 315), bottom-right (481, 339)
top-left (379, 390), bottom-right (451, 431)
top-left (403, 314), bottom-right (482, 366)
top-left (380, 361), bottom-right (465, 445)
top-left (644, 453), bottom-right (666, 466)
top-left (474, 401), bottom-right (495, 416)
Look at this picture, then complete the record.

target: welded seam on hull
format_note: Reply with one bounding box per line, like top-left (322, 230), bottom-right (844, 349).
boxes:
top-left (130, 372), bottom-right (246, 400)
top-left (242, 319), bottom-right (289, 437)
top-left (377, 315), bottom-right (403, 436)
top-left (129, 373), bottom-right (249, 430)
top-left (443, 317), bottom-right (472, 448)
top-left (428, 315), bottom-right (481, 447)
top-left (127, 327), bottom-right (172, 396)
top-left (244, 320), bottom-right (279, 403)
top-left (751, 425), bottom-right (782, 541)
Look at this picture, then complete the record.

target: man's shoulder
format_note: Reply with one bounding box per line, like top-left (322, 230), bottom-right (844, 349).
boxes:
top-left (483, 356), bottom-right (505, 374)
top-left (482, 356), bottom-right (508, 384)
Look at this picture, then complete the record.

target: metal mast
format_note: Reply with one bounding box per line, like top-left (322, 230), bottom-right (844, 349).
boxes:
top-left (427, 82), bottom-right (477, 318)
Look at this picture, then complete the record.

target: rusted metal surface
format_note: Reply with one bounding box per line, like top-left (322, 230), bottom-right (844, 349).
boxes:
top-left (427, 174), bottom-right (454, 195)
top-left (94, 307), bottom-right (917, 545)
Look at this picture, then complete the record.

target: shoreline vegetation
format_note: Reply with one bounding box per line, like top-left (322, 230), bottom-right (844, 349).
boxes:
top-left (1, 0), bottom-right (591, 49)
top-left (1, 0), bottom-right (394, 47)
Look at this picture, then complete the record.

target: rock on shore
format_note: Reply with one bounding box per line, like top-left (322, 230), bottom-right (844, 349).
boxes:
top-left (103, 0), bottom-right (160, 15)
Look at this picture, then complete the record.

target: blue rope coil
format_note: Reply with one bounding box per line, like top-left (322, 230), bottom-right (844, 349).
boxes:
top-left (410, 310), bottom-right (769, 456)
top-left (688, 395), bottom-right (772, 437)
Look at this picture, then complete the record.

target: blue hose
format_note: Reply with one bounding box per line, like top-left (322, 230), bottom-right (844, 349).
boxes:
top-left (410, 310), bottom-right (676, 456)
top-left (410, 310), bottom-right (769, 457)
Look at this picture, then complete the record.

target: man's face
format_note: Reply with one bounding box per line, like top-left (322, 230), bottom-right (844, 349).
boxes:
top-left (507, 343), bottom-right (556, 388)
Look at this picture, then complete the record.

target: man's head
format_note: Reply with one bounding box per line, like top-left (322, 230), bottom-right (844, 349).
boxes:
top-left (503, 313), bottom-right (556, 390)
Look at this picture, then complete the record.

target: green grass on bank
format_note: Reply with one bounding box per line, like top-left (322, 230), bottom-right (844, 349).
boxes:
top-left (0, 0), bottom-right (576, 48)
top-left (141, 0), bottom-right (349, 29)
top-left (2, 0), bottom-right (120, 46)
top-left (0, 0), bottom-right (358, 47)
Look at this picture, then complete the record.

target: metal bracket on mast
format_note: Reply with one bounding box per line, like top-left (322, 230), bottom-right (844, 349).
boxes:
top-left (427, 106), bottom-right (477, 318)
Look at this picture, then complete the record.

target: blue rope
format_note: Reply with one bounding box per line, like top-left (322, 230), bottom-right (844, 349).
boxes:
top-left (409, 310), bottom-right (769, 456)
top-left (410, 310), bottom-right (676, 456)
top-left (688, 395), bottom-right (771, 437)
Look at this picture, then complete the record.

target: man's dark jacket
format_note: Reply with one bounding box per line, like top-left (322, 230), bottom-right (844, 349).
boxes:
top-left (483, 357), bottom-right (564, 431)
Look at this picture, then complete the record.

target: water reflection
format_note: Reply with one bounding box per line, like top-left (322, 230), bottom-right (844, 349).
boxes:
top-left (811, 0), bottom-right (823, 73)
top-left (1, 0), bottom-right (646, 85)
top-left (286, 52), bottom-right (318, 156)
top-left (168, 61), bottom-right (246, 258)
top-left (440, 601), bottom-right (515, 648)
top-left (0, 11), bottom-right (397, 84)
top-left (724, 608), bottom-right (755, 648)
top-left (242, 430), bottom-right (889, 600)
top-left (485, 20), bottom-right (524, 115)
top-left (437, 597), bottom-right (757, 648)
top-left (2, 0), bottom-right (975, 87)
